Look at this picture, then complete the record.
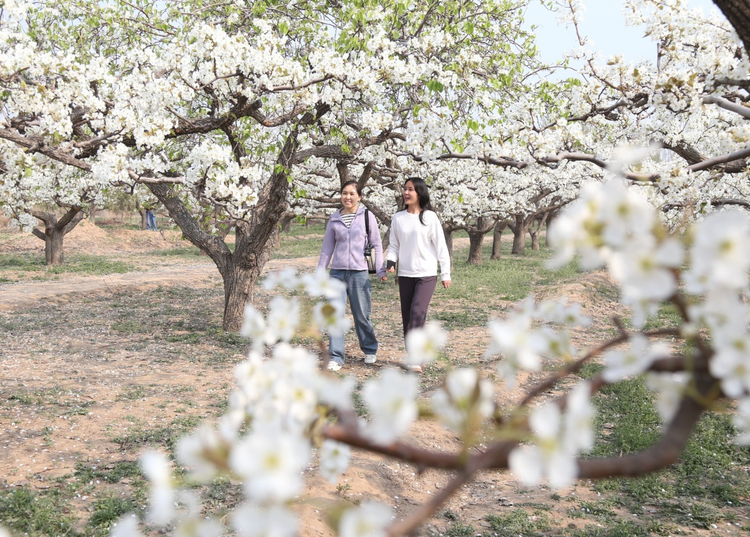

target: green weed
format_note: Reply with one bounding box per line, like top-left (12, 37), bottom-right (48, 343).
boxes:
top-left (485, 508), bottom-right (551, 536)
top-left (88, 496), bottom-right (138, 535)
top-left (74, 461), bottom-right (143, 484)
top-left (0, 486), bottom-right (77, 536)
top-left (445, 243), bottom-right (580, 304)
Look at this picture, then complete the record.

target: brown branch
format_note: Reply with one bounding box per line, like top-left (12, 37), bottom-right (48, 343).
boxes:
top-left (519, 328), bottom-right (680, 407)
top-left (387, 469), bottom-right (473, 537)
top-left (0, 129), bottom-right (92, 172)
top-left (688, 146), bottom-right (750, 172)
top-left (321, 423), bottom-right (463, 470)
top-left (577, 373), bottom-right (714, 479)
top-left (703, 94), bottom-right (750, 120)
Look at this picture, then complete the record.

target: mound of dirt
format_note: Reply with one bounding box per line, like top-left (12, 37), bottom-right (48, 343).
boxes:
top-left (1, 220), bottom-right (186, 256)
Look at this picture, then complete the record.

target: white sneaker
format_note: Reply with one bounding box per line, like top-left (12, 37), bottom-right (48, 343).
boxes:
top-left (364, 354), bottom-right (377, 364)
top-left (327, 361), bottom-right (342, 371)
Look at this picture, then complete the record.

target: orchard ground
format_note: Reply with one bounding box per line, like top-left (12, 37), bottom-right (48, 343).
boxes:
top-left (0, 216), bottom-right (749, 537)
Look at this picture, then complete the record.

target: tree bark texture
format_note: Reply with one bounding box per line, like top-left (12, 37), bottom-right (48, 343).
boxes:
top-left (442, 224), bottom-right (456, 265)
top-left (530, 213), bottom-right (549, 251)
top-left (509, 214), bottom-right (528, 255)
top-left (30, 207), bottom-right (86, 265)
top-left (465, 217), bottom-right (494, 265)
top-left (491, 221), bottom-right (507, 260)
top-left (712, 0), bottom-right (750, 54)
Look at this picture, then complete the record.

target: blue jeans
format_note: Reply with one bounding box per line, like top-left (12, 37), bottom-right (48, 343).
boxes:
top-left (146, 211), bottom-right (157, 231)
top-left (328, 269), bottom-right (378, 365)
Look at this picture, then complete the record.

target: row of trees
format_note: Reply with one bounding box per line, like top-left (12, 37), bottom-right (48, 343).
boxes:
top-left (5, 1), bottom-right (750, 330)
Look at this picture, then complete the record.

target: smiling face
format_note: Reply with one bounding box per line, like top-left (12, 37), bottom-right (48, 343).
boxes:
top-left (403, 180), bottom-right (420, 210)
top-left (340, 183), bottom-right (361, 213)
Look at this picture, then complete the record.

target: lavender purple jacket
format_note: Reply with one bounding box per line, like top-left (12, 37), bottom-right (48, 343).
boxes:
top-left (318, 206), bottom-right (386, 279)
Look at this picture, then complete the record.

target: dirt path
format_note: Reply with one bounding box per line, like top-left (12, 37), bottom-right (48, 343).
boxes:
top-left (0, 256), bottom-right (319, 311)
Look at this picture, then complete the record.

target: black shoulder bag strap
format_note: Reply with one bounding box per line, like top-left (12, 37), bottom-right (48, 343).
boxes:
top-left (364, 209), bottom-right (376, 273)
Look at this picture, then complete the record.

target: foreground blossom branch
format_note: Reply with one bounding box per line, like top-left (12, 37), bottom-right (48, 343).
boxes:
top-left (111, 174), bottom-right (750, 537)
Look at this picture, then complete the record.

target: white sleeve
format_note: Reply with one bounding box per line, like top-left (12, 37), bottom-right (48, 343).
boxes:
top-left (431, 213), bottom-right (451, 280)
top-left (386, 216), bottom-right (400, 263)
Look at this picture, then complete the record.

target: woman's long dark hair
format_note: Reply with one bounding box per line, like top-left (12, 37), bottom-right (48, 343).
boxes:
top-left (403, 177), bottom-right (433, 225)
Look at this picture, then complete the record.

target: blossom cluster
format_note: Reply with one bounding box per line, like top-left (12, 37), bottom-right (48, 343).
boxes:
top-left (115, 268), bottom-right (470, 537)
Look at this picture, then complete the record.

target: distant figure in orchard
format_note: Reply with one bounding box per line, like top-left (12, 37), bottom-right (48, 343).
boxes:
top-left (145, 207), bottom-right (157, 231)
top-left (317, 180), bottom-right (387, 372)
top-left (386, 177), bottom-right (451, 372)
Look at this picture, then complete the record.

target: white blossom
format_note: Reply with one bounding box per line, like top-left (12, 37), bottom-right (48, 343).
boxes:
top-left (362, 369), bottom-right (419, 444)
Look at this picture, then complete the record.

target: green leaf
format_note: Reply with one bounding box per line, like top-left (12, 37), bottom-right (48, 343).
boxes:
top-left (426, 79), bottom-right (444, 93)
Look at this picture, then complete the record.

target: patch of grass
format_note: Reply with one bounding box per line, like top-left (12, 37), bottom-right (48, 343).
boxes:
top-left (675, 411), bottom-right (750, 503)
top-left (152, 246), bottom-right (202, 257)
top-left (352, 383), bottom-right (368, 418)
top-left (576, 499), bottom-right (616, 519)
top-left (589, 375), bottom-right (661, 458)
top-left (444, 521), bottom-right (474, 537)
top-left (485, 508), bottom-right (551, 536)
top-left (0, 486), bottom-right (78, 536)
top-left (88, 495), bottom-right (138, 535)
top-left (0, 253), bottom-right (136, 276)
top-left (582, 362), bottom-right (750, 526)
top-left (432, 309), bottom-right (488, 329)
top-left (200, 478), bottom-right (243, 515)
top-left (445, 243), bottom-right (580, 305)
top-left (116, 384), bottom-right (147, 402)
top-left (110, 415), bottom-right (203, 452)
top-left (659, 499), bottom-right (720, 529)
top-left (111, 319), bottom-right (150, 334)
top-left (74, 461), bottom-right (143, 484)
top-left (48, 254), bottom-right (135, 275)
top-left (0, 318), bottom-right (18, 331)
top-left (272, 236), bottom-right (323, 259)
top-left (569, 519), bottom-right (673, 537)
top-left (640, 302), bottom-right (683, 331)
top-left (0, 252), bottom-right (46, 271)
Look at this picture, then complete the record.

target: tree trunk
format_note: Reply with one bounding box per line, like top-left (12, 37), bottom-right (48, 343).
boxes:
top-left (530, 213), bottom-right (549, 251)
top-left (491, 221), bottom-right (506, 260)
top-left (42, 227), bottom-right (65, 265)
top-left (89, 206), bottom-right (98, 223)
top-left (467, 229), bottom-right (485, 265)
top-left (510, 214), bottom-right (527, 255)
top-left (221, 255), bottom-right (265, 332)
top-left (30, 207), bottom-right (86, 266)
top-left (147, 127), bottom-right (299, 332)
top-left (711, 0), bottom-right (750, 54)
top-left (545, 213), bottom-right (554, 248)
top-left (139, 209), bottom-right (148, 230)
top-left (442, 224), bottom-right (454, 264)
top-left (531, 229), bottom-right (540, 251)
top-left (280, 213), bottom-right (295, 233)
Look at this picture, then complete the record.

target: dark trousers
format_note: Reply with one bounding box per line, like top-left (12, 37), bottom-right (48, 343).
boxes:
top-left (398, 276), bottom-right (437, 337)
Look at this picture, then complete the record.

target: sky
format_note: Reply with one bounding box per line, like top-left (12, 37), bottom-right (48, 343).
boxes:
top-left (523, 0), bottom-right (721, 65)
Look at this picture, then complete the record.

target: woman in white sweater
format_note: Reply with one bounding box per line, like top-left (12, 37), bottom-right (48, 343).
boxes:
top-left (386, 177), bottom-right (451, 370)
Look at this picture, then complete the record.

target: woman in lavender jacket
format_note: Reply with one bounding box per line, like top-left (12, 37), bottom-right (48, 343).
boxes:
top-left (318, 181), bottom-right (387, 371)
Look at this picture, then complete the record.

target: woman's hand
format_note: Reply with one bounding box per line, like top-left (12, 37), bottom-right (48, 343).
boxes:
top-left (387, 266), bottom-right (395, 273)
top-left (380, 276), bottom-right (388, 282)
top-left (442, 279), bottom-right (452, 289)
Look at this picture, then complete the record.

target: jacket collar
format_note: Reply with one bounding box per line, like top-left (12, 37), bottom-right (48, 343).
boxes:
top-left (331, 205), bottom-right (364, 222)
